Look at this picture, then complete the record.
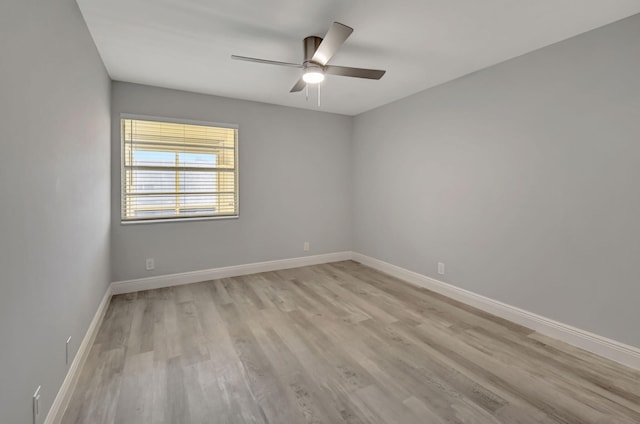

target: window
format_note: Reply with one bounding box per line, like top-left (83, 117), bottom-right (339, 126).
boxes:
top-left (121, 116), bottom-right (238, 223)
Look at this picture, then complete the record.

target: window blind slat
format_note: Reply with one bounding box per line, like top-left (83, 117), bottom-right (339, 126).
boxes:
top-left (124, 165), bottom-right (235, 172)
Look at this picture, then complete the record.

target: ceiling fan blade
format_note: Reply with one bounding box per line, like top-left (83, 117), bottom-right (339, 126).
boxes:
top-left (290, 78), bottom-right (306, 93)
top-left (311, 22), bottom-right (353, 66)
top-left (231, 55), bottom-right (302, 68)
top-left (324, 65), bottom-right (386, 79)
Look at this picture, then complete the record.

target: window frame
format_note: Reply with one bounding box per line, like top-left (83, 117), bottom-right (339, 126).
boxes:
top-left (120, 113), bottom-right (239, 225)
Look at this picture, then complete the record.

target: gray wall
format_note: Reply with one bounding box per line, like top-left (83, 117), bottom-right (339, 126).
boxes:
top-left (353, 15), bottom-right (640, 348)
top-left (0, 0), bottom-right (111, 423)
top-left (111, 83), bottom-right (352, 281)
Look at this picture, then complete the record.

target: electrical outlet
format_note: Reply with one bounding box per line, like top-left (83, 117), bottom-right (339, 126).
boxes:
top-left (303, 241), bottom-right (310, 252)
top-left (146, 258), bottom-right (155, 271)
top-left (66, 337), bottom-right (72, 366)
top-left (438, 262), bottom-right (445, 275)
top-left (33, 386), bottom-right (41, 424)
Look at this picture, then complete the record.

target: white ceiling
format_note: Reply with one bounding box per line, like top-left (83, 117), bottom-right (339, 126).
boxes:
top-left (77, 0), bottom-right (640, 115)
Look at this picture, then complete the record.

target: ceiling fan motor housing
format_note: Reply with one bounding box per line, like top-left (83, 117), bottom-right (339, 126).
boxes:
top-left (304, 36), bottom-right (323, 65)
top-left (302, 36), bottom-right (326, 83)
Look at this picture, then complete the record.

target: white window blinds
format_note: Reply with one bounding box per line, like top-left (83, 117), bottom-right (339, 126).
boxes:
top-left (121, 117), bottom-right (238, 222)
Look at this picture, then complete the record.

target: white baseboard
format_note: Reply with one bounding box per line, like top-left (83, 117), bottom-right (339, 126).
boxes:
top-left (351, 252), bottom-right (640, 371)
top-left (111, 251), bottom-right (353, 295)
top-left (45, 285), bottom-right (113, 424)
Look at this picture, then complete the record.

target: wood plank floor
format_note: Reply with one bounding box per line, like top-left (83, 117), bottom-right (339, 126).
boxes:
top-left (62, 261), bottom-right (640, 424)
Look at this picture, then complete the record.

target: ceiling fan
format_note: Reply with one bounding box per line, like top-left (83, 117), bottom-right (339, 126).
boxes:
top-left (231, 22), bottom-right (386, 93)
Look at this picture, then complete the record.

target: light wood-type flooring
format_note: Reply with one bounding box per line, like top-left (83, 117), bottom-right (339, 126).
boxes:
top-left (63, 261), bottom-right (640, 423)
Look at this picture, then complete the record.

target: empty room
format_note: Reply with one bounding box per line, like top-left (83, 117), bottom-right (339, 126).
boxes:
top-left (2, 0), bottom-right (640, 423)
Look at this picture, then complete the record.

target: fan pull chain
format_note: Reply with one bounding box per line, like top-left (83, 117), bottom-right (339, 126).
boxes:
top-left (317, 83), bottom-right (321, 108)
top-left (305, 85), bottom-right (309, 102)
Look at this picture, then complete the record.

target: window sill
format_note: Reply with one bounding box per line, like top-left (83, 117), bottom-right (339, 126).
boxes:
top-left (121, 215), bottom-right (239, 225)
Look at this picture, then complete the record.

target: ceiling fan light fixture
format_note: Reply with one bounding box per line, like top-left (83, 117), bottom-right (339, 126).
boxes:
top-left (303, 69), bottom-right (324, 84)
